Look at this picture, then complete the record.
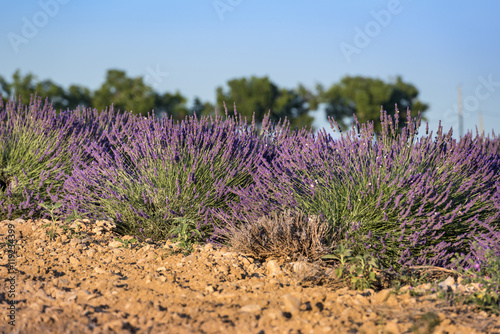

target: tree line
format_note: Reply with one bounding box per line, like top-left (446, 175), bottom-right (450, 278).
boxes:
top-left (0, 69), bottom-right (428, 132)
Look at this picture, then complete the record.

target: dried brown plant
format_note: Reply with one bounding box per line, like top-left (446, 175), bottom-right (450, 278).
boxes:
top-left (227, 208), bottom-right (337, 262)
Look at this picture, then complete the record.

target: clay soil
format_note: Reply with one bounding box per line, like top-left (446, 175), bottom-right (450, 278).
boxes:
top-left (1, 218), bottom-right (500, 334)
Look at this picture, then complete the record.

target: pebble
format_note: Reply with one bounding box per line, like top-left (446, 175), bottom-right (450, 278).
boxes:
top-left (240, 304), bottom-right (262, 313)
top-left (384, 320), bottom-right (401, 334)
top-left (86, 249), bottom-right (96, 258)
top-left (291, 261), bottom-right (309, 274)
top-left (266, 260), bottom-right (282, 278)
top-left (438, 276), bottom-right (457, 291)
top-left (282, 293), bottom-right (301, 313)
top-left (94, 266), bottom-right (106, 274)
top-left (108, 240), bottom-right (123, 248)
top-left (373, 289), bottom-right (392, 303)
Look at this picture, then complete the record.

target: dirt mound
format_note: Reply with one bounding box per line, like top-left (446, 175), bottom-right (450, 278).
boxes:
top-left (1, 218), bottom-right (499, 333)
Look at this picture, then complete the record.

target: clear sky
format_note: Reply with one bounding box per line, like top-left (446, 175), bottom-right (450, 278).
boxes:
top-left (1, 0), bottom-right (499, 139)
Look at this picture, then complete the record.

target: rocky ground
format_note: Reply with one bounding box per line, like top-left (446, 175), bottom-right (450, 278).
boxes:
top-left (1, 218), bottom-right (499, 334)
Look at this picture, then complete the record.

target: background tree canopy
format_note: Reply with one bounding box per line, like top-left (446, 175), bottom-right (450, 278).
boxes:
top-left (93, 69), bottom-right (156, 116)
top-left (0, 69), bottom-right (428, 133)
top-left (215, 76), bottom-right (314, 130)
top-left (316, 75), bottom-right (429, 133)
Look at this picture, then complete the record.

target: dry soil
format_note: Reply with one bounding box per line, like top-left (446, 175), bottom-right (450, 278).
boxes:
top-left (1, 218), bottom-right (500, 334)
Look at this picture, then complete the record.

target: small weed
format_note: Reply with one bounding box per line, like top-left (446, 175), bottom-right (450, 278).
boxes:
top-left (410, 311), bottom-right (440, 333)
top-left (451, 242), bottom-right (500, 314)
top-left (322, 243), bottom-right (352, 266)
top-left (168, 217), bottom-right (203, 254)
top-left (0, 239), bottom-right (17, 250)
top-left (39, 202), bottom-right (62, 222)
top-left (39, 202), bottom-right (90, 241)
top-left (347, 254), bottom-right (380, 290)
top-left (63, 207), bottom-right (91, 224)
top-left (322, 244), bottom-right (380, 290)
top-left (39, 202), bottom-right (63, 241)
top-left (43, 226), bottom-right (58, 240)
top-left (61, 224), bottom-right (85, 239)
top-left (114, 237), bottom-right (138, 249)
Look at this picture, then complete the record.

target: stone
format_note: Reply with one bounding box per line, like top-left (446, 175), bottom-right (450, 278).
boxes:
top-left (266, 260), bottom-right (283, 278)
top-left (359, 320), bottom-right (378, 334)
top-left (291, 261), bottom-right (309, 273)
top-left (373, 288), bottom-right (392, 303)
top-left (240, 304), bottom-right (262, 313)
top-left (94, 266), bottom-right (106, 274)
top-left (108, 240), bottom-right (123, 248)
top-left (282, 294), bottom-right (301, 313)
top-left (438, 276), bottom-right (456, 291)
top-left (384, 320), bottom-right (401, 334)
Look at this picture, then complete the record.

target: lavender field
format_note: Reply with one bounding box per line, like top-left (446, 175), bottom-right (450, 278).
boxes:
top-left (1, 95), bottom-right (500, 302)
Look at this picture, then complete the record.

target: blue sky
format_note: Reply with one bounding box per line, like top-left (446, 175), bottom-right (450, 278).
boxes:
top-left (1, 0), bottom-right (499, 138)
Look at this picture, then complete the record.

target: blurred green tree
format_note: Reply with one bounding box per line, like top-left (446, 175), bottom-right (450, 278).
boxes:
top-left (9, 70), bottom-right (38, 105)
top-left (215, 76), bottom-right (315, 130)
top-left (317, 75), bottom-right (428, 133)
top-left (191, 97), bottom-right (215, 117)
top-left (154, 91), bottom-right (191, 120)
top-left (66, 84), bottom-right (93, 110)
top-left (93, 69), bottom-right (156, 117)
top-left (0, 75), bottom-right (10, 103)
top-left (0, 70), bottom-right (69, 110)
top-left (34, 79), bottom-right (67, 110)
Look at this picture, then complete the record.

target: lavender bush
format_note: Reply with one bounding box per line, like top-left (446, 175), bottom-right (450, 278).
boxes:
top-left (0, 95), bottom-right (86, 220)
top-left (3, 94), bottom-right (499, 274)
top-left (61, 105), bottom-right (277, 241)
top-left (227, 107), bottom-right (500, 269)
top-left (0, 94), bottom-right (141, 221)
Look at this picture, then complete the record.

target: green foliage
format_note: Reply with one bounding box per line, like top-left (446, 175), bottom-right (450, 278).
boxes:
top-left (323, 243), bottom-right (380, 290)
top-left (0, 69), bottom-right (214, 120)
top-left (1, 70), bottom-right (68, 110)
top-left (5, 70), bottom-right (39, 106)
top-left (216, 76), bottom-right (315, 130)
top-left (191, 97), bottom-right (215, 117)
top-left (0, 71), bottom-right (93, 111)
top-left (1, 69), bottom-right (430, 135)
top-left (39, 202), bottom-right (63, 241)
top-left (167, 217), bottom-right (204, 254)
top-left (0, 112), bottom-right (80, 220)
top-left (39, 201), bottom-right (88, 240)
top-left (410, 312), bottom-right (441, 333)
top-left (154, 91), bottom-right (190, 120)
top-left (39, 202), bottom-right (63, 222)
top-left (66, 84), bottom-right (93, 110)
top-left (451, 243), bottom-right (500, 314)
top-left (318, 75), bottom-right (428, 133)
top-left (41, 222), bottom-right (59, 241)
top-left (93, 69), bottom-right (156, 117)
top-left (114, 237), bottom-right (138, 249)
top-left (0, 75), bottom-right (9, 100)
